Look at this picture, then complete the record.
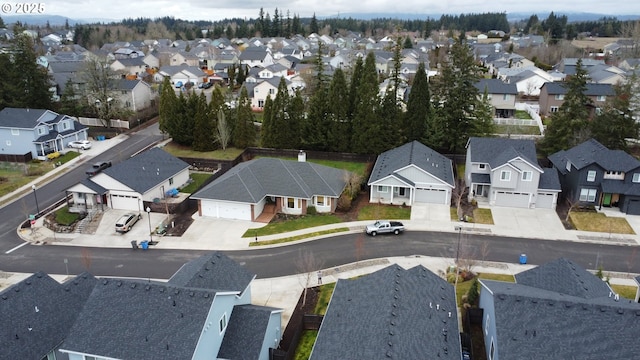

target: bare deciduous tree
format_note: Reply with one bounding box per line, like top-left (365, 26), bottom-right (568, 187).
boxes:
top-left (82, 57), bottom-right (131, 127)
top-left (215, 108), bottom-right (231, 150)
top-left (451, 178), bottom-right (467, 221)
top-left (564, 191), bottom-right (580, 223)
top-left (294, 249), bottom-right (324, 306)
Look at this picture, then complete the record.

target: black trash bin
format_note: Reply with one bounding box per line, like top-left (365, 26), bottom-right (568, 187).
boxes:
top-left (131, 240), bottom-right (138, 249)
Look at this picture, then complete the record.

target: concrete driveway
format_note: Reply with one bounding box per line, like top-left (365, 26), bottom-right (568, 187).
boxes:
top-left (488, 207), bottom-right (568, 240)
top-left (409, 204), bottom-right (453, 232)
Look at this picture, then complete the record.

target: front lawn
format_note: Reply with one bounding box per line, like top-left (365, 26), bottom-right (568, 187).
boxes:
top-left (256, 156), bottom-right (368, 177)
top-left (294, 330), bottom-right (318, 360)
top-left (0, 152), bottom-right (79, 199)
top-left (456, 273), bottom-right (514, 306)
top-left (473, 208), bottom-right (494, 224)
top-left (162, 142), bottom-right (244, 160)
top-left (569, 212), bottom-right (635, 234)
top-left (496, 124), bottom-right (541, 135)
top-left (180, 173), bottom-right (212, 193)
top-left (514, 110), bottom-right (532, 119)
top-left (242, 214), bottom-right (342, 237)
top-left (357, 204), bottom-right (411, 220)
top-left (55, 206), bottom-right (80, 226)
top-left (611, 284), bottom-right (637, 300)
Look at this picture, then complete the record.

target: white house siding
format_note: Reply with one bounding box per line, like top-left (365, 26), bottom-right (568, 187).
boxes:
top-left (370, 176), bottom-right (411, 204)
top-left (140, 169), bottom-right (190, 203)
top-left (258, 311), bottom-right (284, 360)
top-left (535, 192), bottom-right (557, 209)
top-left (494, 191), bottom-right (531, 208)
top-left (109, 193), bottom-right (142, 211)
top-left (201, 200), bottom-right (252, 221)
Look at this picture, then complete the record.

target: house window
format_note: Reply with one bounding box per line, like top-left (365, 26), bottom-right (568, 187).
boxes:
top-left (287, 197), bottom-right (296, 209)
top-left (596, 95), bottom-right (606, 102)
top-left (11, 128), bottom-right (19, 135)
top-left (587, 170), bottom-right (596, 182)
top-left (316, 195), bottom-right (325, 206)
top-left (479, 164), bottom-right (486, 169)
top-left (485, 314), bottom-right (490, 335)
top-left (565, 160), bottom-right (572, 172)
top-left (377, 185), bottom-right (389, 193)
top-left (554, 94), bottom-right (565, 100)
top-left (550, 106), bottom-right (559, 113)
top-left (219, 313), bottom-right (227, 333)
top-left (269, 88), bottom-right (275, 95)
top-left (633, 173), bottom-right (640, 183)
top-left (503, 94), bottom-right (510, 100)
top-left (169, 177), bottom-right (174, 185)
top-left (580, 188), bottom-right (597, 202)
top-left (522, 171), bottom-right (533, 181)
top-left (489, 340), bottom-right (495, 360)
top-left (258, 100), bottom-right (264, 108)
top-left (500, 170), bottom-right (511, 181)
top-left (399, 187), bottom-right (406, 196)
top-left (62, 122), bottom-right (68, 130)
top-left (122, 90), bottom-right (127, 95)
top-left (38, 127), bottom-right (44, 135)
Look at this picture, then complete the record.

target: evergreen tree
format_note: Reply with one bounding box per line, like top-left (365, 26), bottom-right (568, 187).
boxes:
top-left (351, 52), bottom-right (384, 154)
top-left (347, 56), bottom-right (364, 120)
top-left (269, 77), bottom-right (292, 148)
top-left (379, 84), bottom-right (403, 150)
top-left (170, 93), bottom-right (194, 146)
top-left (431, 37), bottom-right (481, 153)
top-left (540, 59), bottom-right (592, 155)
top-left (234, 86), bottom-right (256, 148)
top-left (285, 89), bottom-right (304, 149)
top-left (404, 62), bottom-right (432, 143)
top-left (403, 36), bottom-right (413, 48)
top-left (58, 79), bottom-right (85, 117)
top-left (590, 75), bottom-right (640, 150)
top-left (0, 16), bottom-right (4, 28)
top-left (0, 53), bottom-right (14, 109)
top-left (472, 88), bottom-right (496, 137)
top-left (261, 95), bottom-right (275, 147)
top-left (302, 43), bottom-right (330, 150)
top-left (158, 77), bottom-right (177, 135)
top-left (192, 92), bottom-right (216, 151)
top-left (11, 35), bottom-right (53, 110)
top-left (326, 68), bottom-right (351, 152)
top-left (310, 13), bottom-right (319, 34)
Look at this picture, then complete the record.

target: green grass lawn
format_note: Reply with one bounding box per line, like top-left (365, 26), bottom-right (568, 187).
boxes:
top-left (514, 110), bottom-right (532, 119)
top-left (314, 282), bottom-right (337, 315)
top-left (54, 206), bottom-right (80, 226)
top-left (162, 142), bottom-right (244, 160)
top-left (496, 124), bottom-right (541, 135)
top-left (180, 173), bottom-right (212, 193)
top-left (611, 284), bottom-right (638, 300)
top-left (294, 330), bottom-right (318, 360)
top-left (456, 273), bottom-right (514, 306)
top-left (242, 214), bottom-right (343, 237)
top-left (473, 208), bottom-right (494, 224)
top-left (357, 204), bottom-right (411, 220)
top-left (569, 212), bottom-right (635, 234)
top-left (249, 227), bottom-right (349, 246)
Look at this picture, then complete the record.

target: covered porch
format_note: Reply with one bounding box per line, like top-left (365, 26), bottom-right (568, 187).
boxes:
top-left (469, 173), bottom-right (491, 204)
top-left (370, 184), bottom-right (412, 205)
top-left (65, 180), bottom-right (109, 214)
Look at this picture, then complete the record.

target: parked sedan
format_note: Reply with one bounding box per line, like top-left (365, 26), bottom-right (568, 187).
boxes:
top-left (68, 140), bottom-right (92, 150)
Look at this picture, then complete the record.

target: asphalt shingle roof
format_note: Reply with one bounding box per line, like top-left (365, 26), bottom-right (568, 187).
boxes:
top-left (101, 147), bottom-right (190, 194)
top-left (549, 138), bottom-right (640, 175)
top-left (310, 265), bottom-right (461, 360)
top-left (538, 167), bottom-right (562, 191)
top-left (0, 272), bottom-right (97, 360)
top-left (541, 82), bottom-right (614, 96)
top-left (192, 157), bottom-right (349, 203)
top-left (474, 78), bottom-right (517, 95)
top-left (368, 141), bottom-right (455, 187)
top-left (0, 108), bottom-right (55, 128)
top-left (218, 305), bottom-right (280, 359)
top-left (467, 137), bottom-right (540, 171)
top-left (482, 258), bottom-right (640, 359)
top-left (168, 252), bottom-right (255, 293)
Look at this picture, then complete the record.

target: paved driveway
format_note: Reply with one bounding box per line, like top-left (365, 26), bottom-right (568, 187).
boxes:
top-left (488, 207), bottom-right (568, 240)
top-left (409, 203), bottom-right (453, 232)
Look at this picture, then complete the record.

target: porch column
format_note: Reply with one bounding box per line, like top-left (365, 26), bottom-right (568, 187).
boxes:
top-left (390, 186), bottom-right (394, 204)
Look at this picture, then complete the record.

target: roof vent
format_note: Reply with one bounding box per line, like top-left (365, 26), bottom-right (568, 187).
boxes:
top-left (131, 283), bottom-right (136, 289)
top-left (116, 281), bottom-right (122, 287)
top-left (174, 289), bottom-right (180, 295)
top-left (172, 300), bottom-right (176, 306)
top-left (145, 285), bottom-right (151, 291)
top-left (25, 280), bottom-right (31, 285)
top-left (189, 291), bottom-right (194, 297)
top-left (159, 287), bottom-right (165, 292)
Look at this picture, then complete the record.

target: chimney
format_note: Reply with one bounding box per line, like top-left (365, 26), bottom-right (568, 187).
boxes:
top-left (298, 150), bottom-right (306, 162)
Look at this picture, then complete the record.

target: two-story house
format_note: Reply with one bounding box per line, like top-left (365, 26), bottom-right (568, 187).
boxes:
top-left (465, 137), bottom-right (561, 209)
top-left (538, 82), bottom-right (614, 116)
top-left (1, 252), bottom-right (283, 360)
top-left (474, 79), bottom-right (518, 118)
top-left (113, 79), bottom-right (154, 112)
top-left (239, 46), bottom-right (275, 68)
top-left (0, 108), bottom-right (88, 160)
top-left (548, 138), bottom-right (640, 215)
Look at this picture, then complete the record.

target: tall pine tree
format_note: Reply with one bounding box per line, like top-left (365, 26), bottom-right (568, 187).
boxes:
top-left (326, 68), bottom-right (351, 152)
top-left (234, 86), bottom-right (256, 148)
top-left (404, 62), bottom-right (432, 143)
top-left (351, 52), bottom-right (383, 154)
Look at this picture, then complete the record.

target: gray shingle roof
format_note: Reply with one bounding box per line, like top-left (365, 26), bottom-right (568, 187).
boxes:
top-left (471, 173), bottom-right (491, 184)
top-left (219, 305), bottom-right (280, 359)
top-left (0, 272), bottom-right (97, 360)
top-left (467, 137), bottom-right (540, 171)
top-left (541, 82), bottom-right (615, 96)
top-left (101, 147), bottom-right (190, 194)
top-left (192, 157), bottom-right (350, 203)
top-left (482, 258), bottom-right (640, 359)
top-left (538, 167), bottom-right (562, 191)
top-left (61, 278), bottom-right (215, 360)
top-left (474, 78), bottom-right (517, 95)
top-left (0, 108), bottom-right (51, 128)
top-left (549, 138), bottom-right (640, 175)
top-left (515, 258), bottom-right (611, 299)
top-left (310, 265), bottom-right (461, 360)
top-left (368, 141), bottom-right (455, 187)
top-left (79, 178), bottom-right (108, 194)
top-left (168, 252), bottom-right (255, 293)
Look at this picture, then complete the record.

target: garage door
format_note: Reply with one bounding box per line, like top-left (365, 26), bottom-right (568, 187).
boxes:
top-left (536, 192), bottom-right (556, 209)
top-left (495, 191), bottom-right (530, 208)
top-left (110, 194), bottom-right (140, 211)
top-left (415, 188), bottom-right (447, 204)
top-left (627, 200), bottom-right (640, 215)
top-left (202, 200), bottom-right (251, 221)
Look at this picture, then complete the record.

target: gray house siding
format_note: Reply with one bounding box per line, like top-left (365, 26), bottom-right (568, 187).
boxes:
top-left (478, 282), bottom-right (499, 360)
top-left (0, 128), bottom-right (36, 156)
top-left (192, 293), bottom-right (237, 360)
top-left (259, 311), bottom-right (283, 360)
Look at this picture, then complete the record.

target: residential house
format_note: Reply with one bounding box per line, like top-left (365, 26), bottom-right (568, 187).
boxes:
top-left (618, 58), bottom-right (640, 71)
top-left (548, 138), bottom-right (640, 215)
top-left (586, 63), bottom-right (626, 85)
top-left (191, 156), bottom-right (350, 221)
top-left (310, 265), bottom-right (461, 359)
top-left (497, 66), bottom-right (555, 96)
top-left (1, 252), bottom-right (283, 360)
top-left (465, 137), bottom-right (561, 209)
top-left (538, 82), bottom-right (614, 116)
top-left (554, 58), bottom-right (606, 76)
top-left (0, 108), bottom-right (88, 159)
top-left (247, 77), bottom-right (296, 110)
top-left (155, 64), bottom-right (206, 86)
top-left (239, 46), bottom-right (274, 68)
top-left (479, 258), bottom-right (640, 359)
top-left (368, 141), bottom-right (455, 205)
top-left (474, 79), bottom-right (518, 118)
top-left (113, 79), bottom-right (154, 112)
top-left (110, 57), bottom-right (148, 77)
top-left (65, 147), bottom-right (190, 212)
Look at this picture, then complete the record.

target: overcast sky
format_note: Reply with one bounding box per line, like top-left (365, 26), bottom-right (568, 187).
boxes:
top-left (40, 1), bottom-right (640, 22)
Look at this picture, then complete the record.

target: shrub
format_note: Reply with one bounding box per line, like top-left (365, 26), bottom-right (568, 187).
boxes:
top-left (466, 278), bottom-right (480, 306)
top-left (307, 206), bottom-right (317, 215)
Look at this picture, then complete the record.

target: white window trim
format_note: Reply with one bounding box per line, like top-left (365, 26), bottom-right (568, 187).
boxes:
top-left (315, 195), bottom-right (326, 206)
top-left (633, 173), bottom-right (640, 183)
top-left (479, 163), bottom-right (486, 169)
top-left (11, 128), bottom-right (19, 135)
top-left (522, 171), bottom-right (533, 181)
top-left (580, 188), bottom-right (597, 202)
top-left (377, 185), bottom-right (389, 193)
top-left (500, 170), bottom-right (511, 181)
top-left (550, 106), bottom-right (559, 113)
top-left (286, 197), bottom-right (298, 209)
top-left (587, 170), bottom-right (596, 182)
top-left (219, 313), bottom-right (228, 334)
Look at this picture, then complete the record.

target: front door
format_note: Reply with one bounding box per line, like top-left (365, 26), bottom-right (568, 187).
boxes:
top-left (603, 193), bottom-right (612, 207)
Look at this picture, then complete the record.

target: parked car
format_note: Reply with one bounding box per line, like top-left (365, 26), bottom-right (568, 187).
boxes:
top-left (202, 82), bottom-right (213, 89)
top-left (68, 140), bottom-right (92, 150)
top-left (365, 220), bottom-right (405, 236)
top-left (115, 213), bottom-right (141, 233)
top-left (174, 81), bottom-right (183, 88)
top-left (86, 161), bottom-right (111, 176)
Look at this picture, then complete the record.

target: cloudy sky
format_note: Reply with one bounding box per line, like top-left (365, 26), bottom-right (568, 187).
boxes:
top-left (37, 0), bottom-right (640, 22)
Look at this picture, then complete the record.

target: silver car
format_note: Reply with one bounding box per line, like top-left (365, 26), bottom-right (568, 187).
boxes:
top-left (115, 213), bottom-right (141, 233)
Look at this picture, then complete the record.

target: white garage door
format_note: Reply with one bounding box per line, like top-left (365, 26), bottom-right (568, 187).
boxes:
top-left (536, 192), bottom-right (556, 209)
top-left (110, 194), bottom-right (140, 211)
top-left (415, 188), bottom-right (447, 204)
top-left (202, 200), bottom-right (251, 221)
top-left (495, 191), bottom-right (530, 208)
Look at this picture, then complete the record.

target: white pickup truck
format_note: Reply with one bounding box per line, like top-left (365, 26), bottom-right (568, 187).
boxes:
top-left (365, 220), bottom-right (405, 236)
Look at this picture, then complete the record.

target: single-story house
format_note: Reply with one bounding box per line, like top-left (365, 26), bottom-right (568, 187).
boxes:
top-left (65, 147), bottom-right (190, 212)
top-left (368, 141), bottom-right (455, 205)
top-left (191, 155), bottom-right (351, 221)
